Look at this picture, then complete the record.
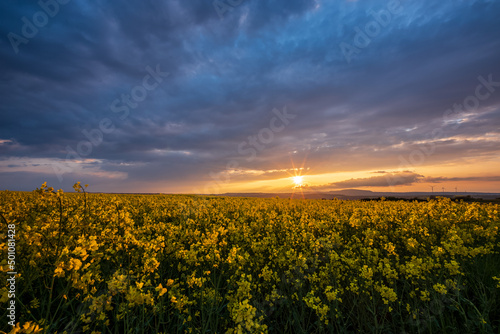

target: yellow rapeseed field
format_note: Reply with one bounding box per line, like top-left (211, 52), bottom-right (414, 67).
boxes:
top-left (1, 182), bottom-right (499, 333)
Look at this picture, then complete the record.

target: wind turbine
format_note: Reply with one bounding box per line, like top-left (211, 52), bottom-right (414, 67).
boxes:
top-left (430, 185), bottom-right (434, 193)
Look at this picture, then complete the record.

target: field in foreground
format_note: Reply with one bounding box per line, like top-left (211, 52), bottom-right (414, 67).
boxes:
top-left (1, 183), bottom-right (499, 333)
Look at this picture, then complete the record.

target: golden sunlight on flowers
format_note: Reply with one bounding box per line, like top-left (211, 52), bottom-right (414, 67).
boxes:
top-left (0, 183), bottom-right (498, 333)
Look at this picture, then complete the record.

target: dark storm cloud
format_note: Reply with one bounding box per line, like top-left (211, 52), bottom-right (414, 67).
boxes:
top-left (424, 176), bottom-right (500, 183)
top-left (318, 171), bottom-right (424, 189)
top-left (310, 172), bottom-right (500, 191)
top-left (1, 0), bottom-right (500, 192)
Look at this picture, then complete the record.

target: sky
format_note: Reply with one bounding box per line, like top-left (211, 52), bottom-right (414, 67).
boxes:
top-left (1, 0), bottom-right (500, 194)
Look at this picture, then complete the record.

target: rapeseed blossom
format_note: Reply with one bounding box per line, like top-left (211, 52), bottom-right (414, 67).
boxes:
top-left (0, 183), bottom-right (498, 333)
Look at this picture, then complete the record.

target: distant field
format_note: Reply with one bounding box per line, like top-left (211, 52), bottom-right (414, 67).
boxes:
top-left (1, 183), bottom-right (499, 333)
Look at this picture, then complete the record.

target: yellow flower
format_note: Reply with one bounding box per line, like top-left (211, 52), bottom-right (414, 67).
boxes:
top-left (69, 258), bottom-right (82, 271)
top-left (377, 285), bottom-right (397, 304)
top-left (54, 265), bottom-right (65, 278)
top-left (360, 265), bottom-right (374, 281)
top-left (9, 322), bottom-right (43, 334)
top-left (433, 283), bottom-right (447, 295)
top-left (420, 290), bottom-right (430, 302)
top-left (492, 276), bottom-right (500, 288)
top-left (155, 283), bottom-right (168, 297)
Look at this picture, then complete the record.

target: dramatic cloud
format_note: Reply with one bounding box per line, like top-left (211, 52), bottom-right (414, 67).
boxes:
top-left (317, 171), bottom-right (424, 189)
top-left (424, 176), bottom-right (500, 183)
top-left (1, 0), bottom-right (500, 192)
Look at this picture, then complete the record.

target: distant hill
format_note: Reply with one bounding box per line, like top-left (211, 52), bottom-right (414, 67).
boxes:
top-left (216, 189), bottom-right (500, 201)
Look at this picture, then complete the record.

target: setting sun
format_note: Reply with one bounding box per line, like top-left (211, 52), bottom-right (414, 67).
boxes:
top-left (292, 176), bottom-right (304, 187)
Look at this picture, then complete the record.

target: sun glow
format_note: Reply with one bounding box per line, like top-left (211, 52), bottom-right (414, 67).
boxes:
top-left (292, 176), bottom-right (304, 187)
